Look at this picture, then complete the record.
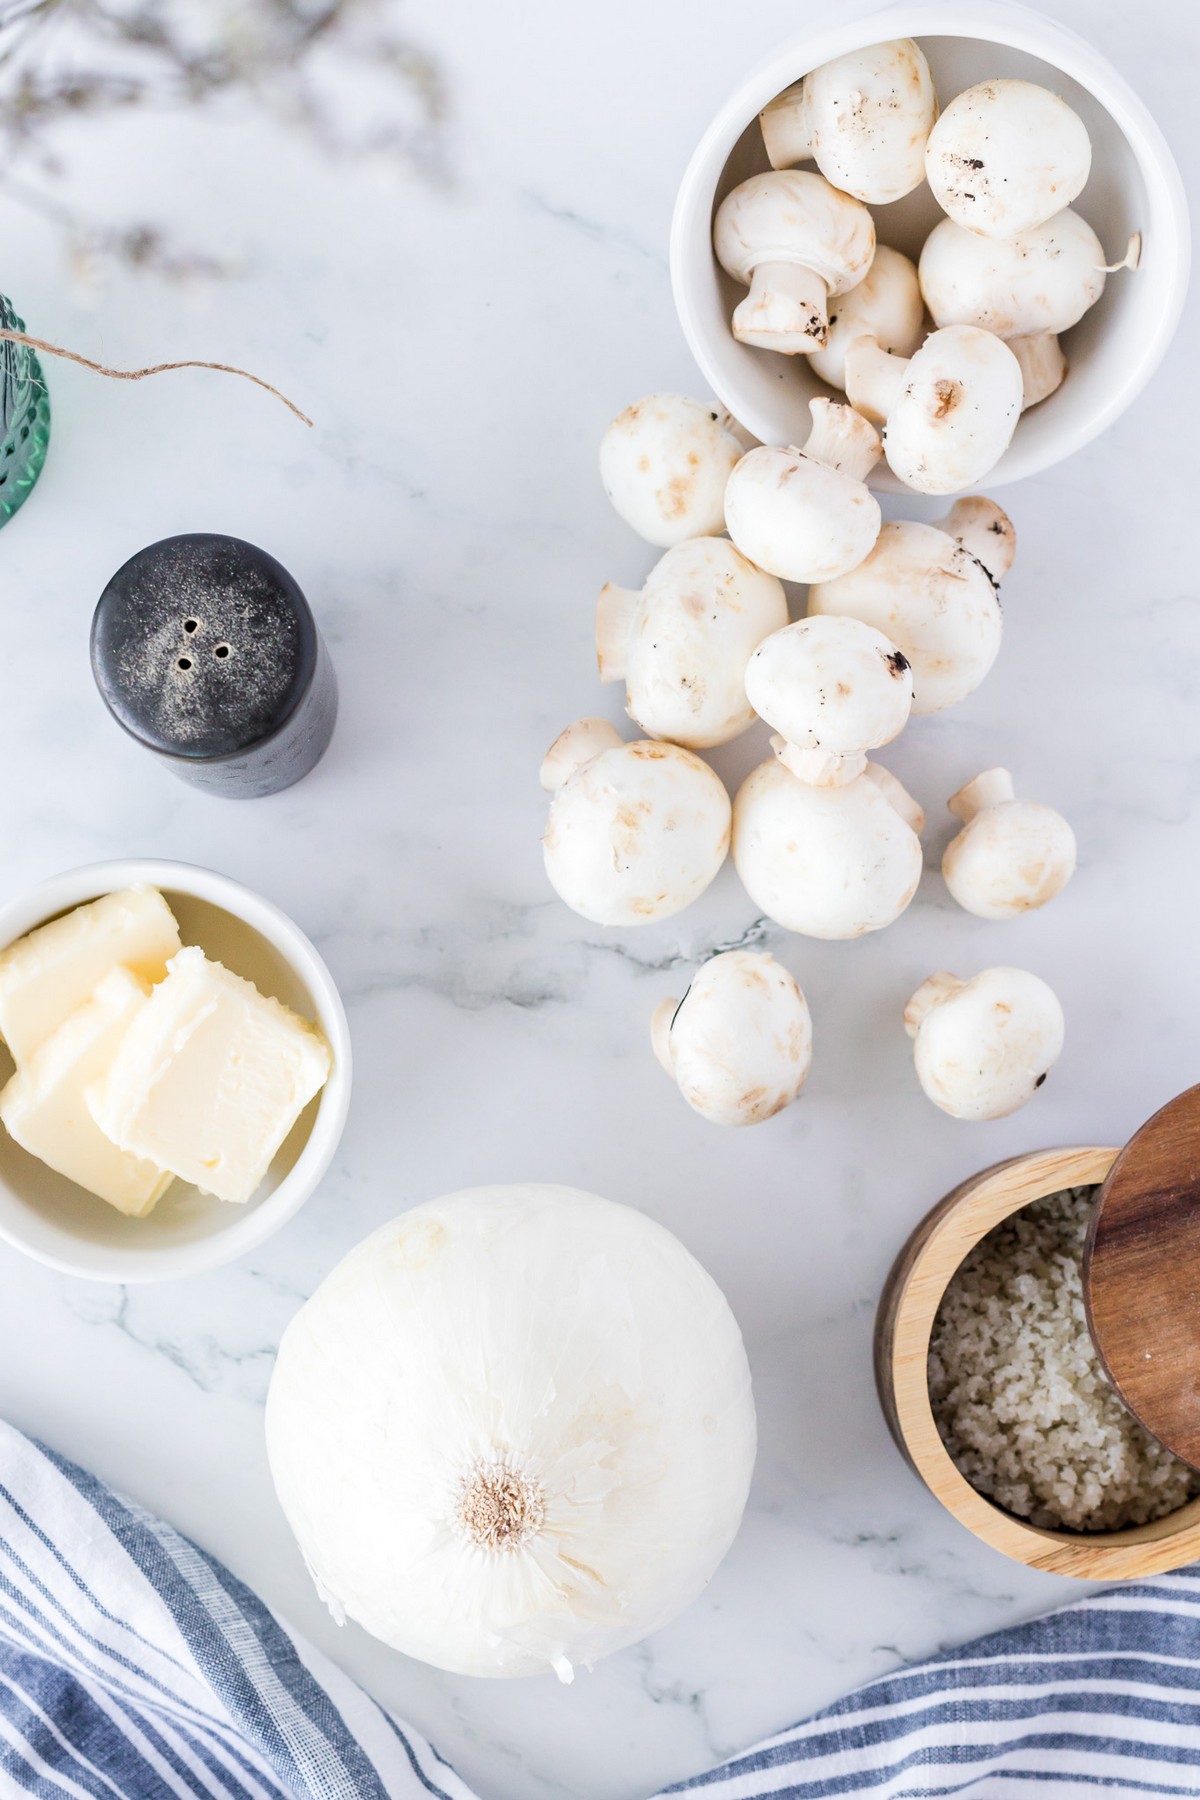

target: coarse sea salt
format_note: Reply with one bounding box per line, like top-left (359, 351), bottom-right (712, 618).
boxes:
top-left (928, 1185), bottom-right (1200, 1532)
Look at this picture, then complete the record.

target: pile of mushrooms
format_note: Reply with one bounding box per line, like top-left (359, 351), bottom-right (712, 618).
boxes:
top-left (539, 365), bottom-right (1073, 1124)
top-left (708, 47), bottom-right (1136, 493)
top-left (537, 42), bottom-right (1120, 1125)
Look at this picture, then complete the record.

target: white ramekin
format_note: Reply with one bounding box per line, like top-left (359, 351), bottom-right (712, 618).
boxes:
top-left (670, 0), bottom-right (1190, 490)
top-left (0, 860), bottom-right (351, 1284)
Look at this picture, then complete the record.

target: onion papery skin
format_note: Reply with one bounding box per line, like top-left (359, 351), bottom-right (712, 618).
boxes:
top-left (265, 1184), bottom-right (756, 1680)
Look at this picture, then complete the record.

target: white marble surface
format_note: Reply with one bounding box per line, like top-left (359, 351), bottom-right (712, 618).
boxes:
top-left (0, 0), bottom-right (1197, 1794)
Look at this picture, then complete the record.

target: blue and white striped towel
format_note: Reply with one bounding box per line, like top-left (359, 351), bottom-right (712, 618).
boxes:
top-left (2, 1417), bottom-right (1199, 1799)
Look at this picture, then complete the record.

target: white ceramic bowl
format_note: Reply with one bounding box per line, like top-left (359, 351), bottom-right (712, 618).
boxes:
top-left (671, 0), bottom-right (1189, 490)
top-left (0, 860), bottom-right (351, 1283)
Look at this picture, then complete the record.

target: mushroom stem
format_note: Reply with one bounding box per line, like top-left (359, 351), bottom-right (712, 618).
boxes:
top-left (1100, 232), bottom-right (1141, 274)
top-left (1010, 332), bottom-right (1066, 410)
top-left (903, 971), bottom-right (962, 1039)
top-left (948, 767), bottom-right (1016, 824)
top-left (731, 261), bottom-right (831, 354)
top-left (802, 396), bottom-right (882, 483)
top-left (540, 718), bottom-right (622, 793)
top-left (937, 496), bottom-right (1016, 582)
top-left (595, 583), bottom-right (639, 683)
top-left (759, 81), bottom-right (813, 170)
top-left (862, 763), bottom-right (925, 835)
top-left (650, 998), bottom-right (678, 1075)
top-left (771, 734), bottom-right (866, 788)
top-left (842, 336), bottom-right (909, 426)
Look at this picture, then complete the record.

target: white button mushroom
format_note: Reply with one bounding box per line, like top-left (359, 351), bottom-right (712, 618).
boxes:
top-left (599, 394), bottom-right (745, 547)
top-left (925, 79), bottom-right (1092, 240)
top-left (596, 538), bottom-right (788, 750)
top-left (919, 210), bottom-right (1106, 341)
top-left (844, 325), bottom-right (1023, 495)
top-left (809, 245), bottom-right (926, 393)
top-left (744, 615), bottom-right (913, 786)
top-left (942, 768), bottom-right (1076, 920)
top-left (541, 719), bottom-right (731, 926)
top-left (919, 210), bottom-right (1109, 410)
top-left (651, 950), bottom-right (813, 1126)
top-left (732, 758), bottom-right (923, 939)
top-left (723, 399), bottom-right (882, 584)
top-left (807, 495), bottom-right (1015, 715)
top-left (712, 171), bottom-right (875, 354)
top-left (760, 40), bottom-right (938, 206)
top-left (904, 967), bottom-right (1065, 1120)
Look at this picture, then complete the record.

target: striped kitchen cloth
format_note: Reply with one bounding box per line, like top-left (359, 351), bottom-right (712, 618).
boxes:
top-left (1, 1418), bottom-right (1199, 1799)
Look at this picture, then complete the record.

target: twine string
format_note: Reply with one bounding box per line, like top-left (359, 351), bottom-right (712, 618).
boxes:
top-left (0, 329), bottom-right (313, 426)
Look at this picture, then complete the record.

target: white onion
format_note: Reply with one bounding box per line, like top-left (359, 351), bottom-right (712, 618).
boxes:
top-left (265, 1184), bottom-right (756, 1680)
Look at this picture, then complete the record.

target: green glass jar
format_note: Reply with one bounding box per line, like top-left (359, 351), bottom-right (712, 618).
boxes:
top-left (0, 295), bottom-right (50, 526)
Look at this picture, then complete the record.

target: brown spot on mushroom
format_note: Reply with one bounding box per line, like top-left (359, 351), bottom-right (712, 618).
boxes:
top-left (885, 650), bottom-right (910, 677)
top-left (662, 472), bottom-right (697, 519)
top-left (932, 379), bottom-right (963, 419)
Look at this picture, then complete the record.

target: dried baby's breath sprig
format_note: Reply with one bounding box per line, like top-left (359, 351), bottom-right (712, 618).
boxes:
top-left (0, 0), bottom-right (449, 279)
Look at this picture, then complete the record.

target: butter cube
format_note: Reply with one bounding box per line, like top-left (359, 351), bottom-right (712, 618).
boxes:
top-left (0, 887), bottom-right (181, 1065)
top-left (90, 946), bottom-right (332, 1205)
top-left (0, 967), bottom-right (174, 1216)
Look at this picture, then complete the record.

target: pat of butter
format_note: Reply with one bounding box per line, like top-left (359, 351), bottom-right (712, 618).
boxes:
top-left (89, 946), bottom-right (332, 1206)
top-left (0, 967), bottom-right (173, 1216)
top-left (0, 887), bottom-right (181, 1065)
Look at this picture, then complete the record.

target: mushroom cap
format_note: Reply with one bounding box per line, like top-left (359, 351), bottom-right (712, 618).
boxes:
top-left (600, 394), bottom-right (744, 547)
top-left (877, 325), bottom-right (1023, 495)
top-left (802, 39), bottom-right (938, 205)
top-left (713, 171), bottom-right (876, 296)
top-left (808, 518), bottom-right (1002, 715)
top-left (810, 245), bottom-right (926, 391)
top-left (745, 615), bottom-right (913, 766)
top-left (909, 966), bottom-right (1065, 1120)
top-left (724, 443), bottom-right (882, 585)
top-left (655, 950), bottom-right (813, 1126)
top-left (925, 78), bottom-right (1092, 239)
top-left (732, 757), bottom-right (922, 938)
top-left (943, 800), bottom-right (1077, 919)
top-left (612, 539), bottom-right (789, 750)
top-left (919, 210), bottom-right (1106, 340)
top-left (544, 736), bottom-right (731, 926)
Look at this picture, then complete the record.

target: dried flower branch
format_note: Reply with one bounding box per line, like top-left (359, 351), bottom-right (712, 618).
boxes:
top-left (0, 0), bottom-right (448, 279)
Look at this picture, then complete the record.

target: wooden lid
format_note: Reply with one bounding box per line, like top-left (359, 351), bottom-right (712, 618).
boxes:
top-left (1084, 1085), bottom-right (1200, 1470)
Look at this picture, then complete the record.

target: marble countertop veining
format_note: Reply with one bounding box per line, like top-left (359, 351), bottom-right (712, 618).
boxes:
top-left (0, 0), bottom-right (1198, 1795)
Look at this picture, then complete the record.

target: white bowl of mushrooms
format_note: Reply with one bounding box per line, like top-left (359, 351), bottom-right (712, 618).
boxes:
top-left (670, 0), bottom-right (1188, 490)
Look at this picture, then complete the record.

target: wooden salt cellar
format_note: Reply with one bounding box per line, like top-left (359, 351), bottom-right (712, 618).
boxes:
top-left (876, 1109), bottom-right (1200, 1581)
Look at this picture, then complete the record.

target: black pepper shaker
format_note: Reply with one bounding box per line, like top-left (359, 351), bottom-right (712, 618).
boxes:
top-left (91, 533), bottom-right (337, 798)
